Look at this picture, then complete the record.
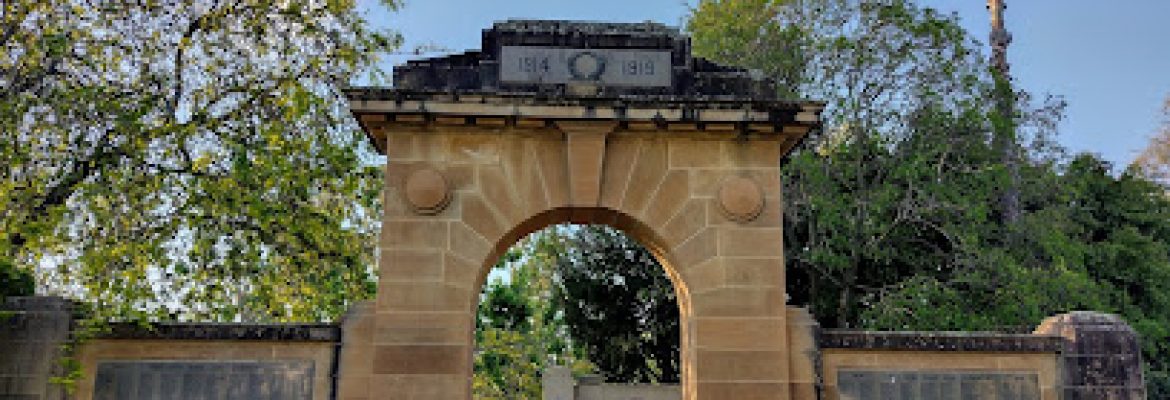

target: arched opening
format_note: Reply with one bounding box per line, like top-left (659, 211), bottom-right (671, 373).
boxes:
top-left (471, 208), bottom-right (693, 399)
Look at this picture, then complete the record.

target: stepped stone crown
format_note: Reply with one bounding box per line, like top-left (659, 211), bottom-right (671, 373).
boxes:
top-left (388, 19), bottom-right (779, 98)
top-left (346, 19), bottom-right (824, 156)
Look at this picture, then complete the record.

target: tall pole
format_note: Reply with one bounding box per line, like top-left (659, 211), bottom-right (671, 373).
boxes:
top-left (988, 0), bottom-right (1011, 76)
top-left (988, 0), bottom-right (1020, 225)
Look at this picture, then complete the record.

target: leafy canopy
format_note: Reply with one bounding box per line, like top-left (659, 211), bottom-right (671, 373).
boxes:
top-left (1, 0), bottom-right (400, 322)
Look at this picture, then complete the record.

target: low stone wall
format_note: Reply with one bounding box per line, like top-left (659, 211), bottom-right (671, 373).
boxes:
top-left (77, 323), bottom-right (339, 400)
top-left (77, 338), bottom-right (336, 400)
top-left (543, 366), bottom-right (680, 400)
top-left (819, 312), bottom-right (1147, 400)
top-left (4, 297), bottom-right (1150, 400)
top-left (1, 297), bottom-right (341, 400)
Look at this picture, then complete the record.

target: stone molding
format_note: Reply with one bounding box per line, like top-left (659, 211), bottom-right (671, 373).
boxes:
top-left (819, 330), bottom-right (1064, 353)
top-left (98, 322), bottom-right (341, 342)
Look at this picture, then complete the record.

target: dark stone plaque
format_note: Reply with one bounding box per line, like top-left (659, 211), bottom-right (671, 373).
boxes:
top-left (499, 46), bottom-right (672, 87)
top-left (838, 370), bottom-right (1039, 400)
top-left (93, 361), bottom-right (313, 400)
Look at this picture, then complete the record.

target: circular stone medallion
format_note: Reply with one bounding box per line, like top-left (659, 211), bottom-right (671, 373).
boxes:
top-left (404, 168), bottom-right (450, 214)
top-left (717, 176), bottom-right (764, 223)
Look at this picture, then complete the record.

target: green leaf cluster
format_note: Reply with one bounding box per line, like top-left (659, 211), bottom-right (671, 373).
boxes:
top-left (473, 226), bottom-right (679, 396)
top-left (2, 0), bottom-right (400, 322)
top-left (687, 0), bottom-right (1170, 391)
top-left (550, 226), bottom-right (679, 384)
top-left (474, 235), bottom-right (593, 399)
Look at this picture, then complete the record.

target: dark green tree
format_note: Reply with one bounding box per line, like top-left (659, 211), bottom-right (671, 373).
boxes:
top-left (474, 237), bottom-right (593, 399)
top-left (689, 0), bottom-right (1170, 391)
top-left (550, 226), bottom-right (680, 384)
top-left (1, 258), bottom-right (34, 299)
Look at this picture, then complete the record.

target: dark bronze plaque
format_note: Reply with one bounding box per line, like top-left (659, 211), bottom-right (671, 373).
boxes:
top-left (93, 360), bottom-right (313, 400)
top-left (837, 370), bottom-right (1039, 400)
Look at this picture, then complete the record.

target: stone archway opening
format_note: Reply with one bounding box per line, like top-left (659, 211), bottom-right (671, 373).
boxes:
top-left (472, 218), bottom-right (685, 398)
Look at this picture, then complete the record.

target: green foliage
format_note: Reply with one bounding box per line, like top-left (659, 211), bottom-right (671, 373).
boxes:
top-left (1149, 369), bottom-right (1170, 400)
top-left (688, 0), bottom-right (1170, 382)
top-left (2, 1), bottom-right (400, 322)
top-left (1, 257), bottom-right (34, 298)
top-left (474, 241), bottom-right (592, 399)
top-left (550, 226), bottom-right (679, 384)
top-left (473, 226), bottom-right (679, 395)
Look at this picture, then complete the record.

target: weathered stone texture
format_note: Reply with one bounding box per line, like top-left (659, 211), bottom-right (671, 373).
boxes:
top-left (363, 122), bottom-right (797, 399)
top-left (820, 348), bottom-right (1060, 400)
top-left (92, 360), bottom-right (314, 400)
top-left (1035, 311), bottom-right (1147, 399)
top-left (0, 296), bottom-right (74, 400)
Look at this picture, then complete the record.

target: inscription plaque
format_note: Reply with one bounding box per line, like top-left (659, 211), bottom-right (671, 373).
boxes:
top-left (838, 370), bottom-right (1039, 400)
top-left (93, 360), bottom-right (314, 400)
top-left (499, 46), bottom-right (672, 87)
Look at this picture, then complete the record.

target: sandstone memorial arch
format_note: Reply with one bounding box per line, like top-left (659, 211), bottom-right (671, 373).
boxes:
top-left (343, 20), bottom-right (824, 399)
top-left (0, 18), bottom-right (1149, 400)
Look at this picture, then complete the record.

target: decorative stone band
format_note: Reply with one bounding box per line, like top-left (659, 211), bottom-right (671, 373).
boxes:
top-left (819, 330), bottom-right (1064, 353)
top-left (346, 89), bottom-right (824, 156)
top-left (98, 323), bottom-right (341, 342)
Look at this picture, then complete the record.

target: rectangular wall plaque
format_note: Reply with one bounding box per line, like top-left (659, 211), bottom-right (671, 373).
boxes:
top-left (837, 370), bottom-right (1039, 400)
top-left (93, 360), bottom-right (314, 400)
top-left (499, 46), bottom-right (672, 87)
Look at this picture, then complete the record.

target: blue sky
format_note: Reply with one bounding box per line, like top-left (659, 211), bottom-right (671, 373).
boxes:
top-left (360, 0), bottom-right (1170, 168)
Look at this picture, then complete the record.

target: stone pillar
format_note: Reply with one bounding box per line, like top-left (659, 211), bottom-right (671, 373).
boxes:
top-left (0, 296), bottom-right (75, 400)
top-left (542, 365), bottom-right (575, 400)
top-left (335, 300), bottom-right (376, 400)
top-left (786, 307), bottom-right (820, 400)
top-left (1034, 311), bottom-right (1146, 399)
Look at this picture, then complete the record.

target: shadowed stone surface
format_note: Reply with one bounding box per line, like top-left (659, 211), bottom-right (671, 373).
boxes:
top-left (98, 323), bottom-right (340, 342)
top-left (93, 361), bottom-right (313, 400)
top-left (837, 370), bottom-right (1039, 400)
top-left (0, 297), bottom-right (75, 400)
top-left (1034, 311), bottom-right (1147, 400)
top-left (820, 330), bottom-right (1064, 353)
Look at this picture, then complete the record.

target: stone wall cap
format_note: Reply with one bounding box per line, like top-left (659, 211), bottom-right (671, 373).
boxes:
top-left (2, 296), bottom-right (81, 312)
top-left (1040, 310), bottom-right (1132, 326)
top-left (820, 329), bottom-right (1064, 353)
top-left (98, 322), bottom-right (341, 342)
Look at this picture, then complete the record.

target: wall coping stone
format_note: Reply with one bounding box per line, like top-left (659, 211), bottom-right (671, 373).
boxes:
top-left (819, 329), bottom-right (1063, 353)
top-left (3, 296), bottom-right (80, 312)
top-left (98, 322), bottom-right (341, 342)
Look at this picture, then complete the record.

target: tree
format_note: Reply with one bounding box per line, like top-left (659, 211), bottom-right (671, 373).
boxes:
top-left (550, 226), bottom-right (679, 384)
top-left (0, 258), bottom-right (33, 299)
top-left (472, 225), bottom-right (678, 395)
top-left (474, 237), bottom-right (592, 399)
top-left (690, 1), bottom-right (1170, 390)
top-left (1132, 94), bottom-right (1170, 187)
top-left (691, 0), bottom-right (1042, 327)
top-left (685, 2), bottom-right (1170, 393)
top-left (1, 1), bottom-right (400, 321)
